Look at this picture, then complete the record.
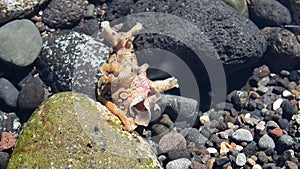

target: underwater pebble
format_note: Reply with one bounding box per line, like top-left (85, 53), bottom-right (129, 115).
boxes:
top-left (232, 129), bottom-right (253, 142)
top-left (158, 132), bottom-right (186, 153)
top-left (258, 134), bottom-right (275, 149)
top-left (236, 153), bottom-right (247, 166)
top-left (273, 98), bottom-right (284, 110)
top-left (166, 158), bottom-right (191, 169)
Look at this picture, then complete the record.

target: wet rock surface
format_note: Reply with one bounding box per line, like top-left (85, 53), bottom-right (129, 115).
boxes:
top-left (107, 0), bottom-right (267, 75)
top-left (7, 92), bottom-right (162, 168)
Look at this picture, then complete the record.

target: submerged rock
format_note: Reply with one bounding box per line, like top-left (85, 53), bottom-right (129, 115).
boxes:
top-left (8, 92), bottom-right (161, 169)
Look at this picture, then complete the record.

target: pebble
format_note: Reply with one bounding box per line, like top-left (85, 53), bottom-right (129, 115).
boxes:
top-left (84, 4), bottom-right (95, 18)
top-left (253, 164), bottom-right (262, 169)
top-left (166, 158), bottom-right (191, 169)
top-left (167, 150), bottom-right (191, 160)
top-left (0, 19), bottom-right (42, 67)
top-left (278, 135), bottom-right (294, 147)
top-left (0, 78), bottom-right (19, 109)
top-left (281, 100), bottom-right (297, 120)
top-left (220, 142), bottom-right (231, 155)
top-left (273, 98), bottom-right (284, 111)
top-left (232, 129), bottom-right (253, 142)
top-left (270, 128), bottom-right (283, 138)
top-left (247, 158), bottom-right (256, 166)
top-left (285, 161), bottom-right (298, 169)
top-left (43, 0), bottom-right (85, 28)
top-left (207, 147), bottom-right (218, 154)
top-left (0, 111), bottom-right (21, 135)
top-left (257, 151), bottom-right (268, 164)
top-left (184, 128), bottom-right (208, 147)
top-left (17, 74), bottom-right (45, 111)
top-left (214, 157), bottom-right (230, 166)
top-left (282, 90), bottom-right (293, 98)
top-left (236, 153), bottom-right (247, 166)
top-left (280, 70), bottom-right (290, 77)
top-left (158, 132), bottom-right (186, 153)
top-left (152, 124), bottom-right (169, 135)
top-left (258, 134), bottom-right (275, 149)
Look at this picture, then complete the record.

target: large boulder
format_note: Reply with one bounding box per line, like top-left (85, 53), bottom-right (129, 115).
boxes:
top-left (8, 92), bottom-right (162, 169)
top-left (107, 0), bottom-right (267, 75)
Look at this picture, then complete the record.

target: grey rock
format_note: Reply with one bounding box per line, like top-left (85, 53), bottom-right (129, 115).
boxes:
top-left (0, 78), bottom-right (19, 109)
top-left (158, 132), bottom-right (186, 153)
top-left (84, 4), bottom-right (95, 18)
top-left (262, 27), bottom-right (300, 72)
top-left (249, 0), bottom-right (292, 28)
top-left (236, 153), bottom-right (247, 166)
top-left (73, 18), bottom-right (100, 36)
top-left (182, 128), bottom-right (208, 147)
top-left (0, 111), bottom-right (21, 135)
top-left (232, 128), bottom-right (253, 142)
top-left (0, 0), bottom-right (49, 24)
top-left (222, 0), bottom-right (248, 17)
top-left (0, 152), bottom-right (9, 169)
top-left (152, 124), bottom-right (169, 135)
top-left (43, 0), bottom-right (85, 28)
top-left (0, 19), bottom-right (42, 67)
top-left (258, 134), bottom-right (275, 149)
top-left (166, 158), bottom-right (191, 169)
top-left (257, 151), bottom-right (268, 164)
top-left (167, 150), bottom-right (191, 160)
top-left (107, 0), bottom-right (135, 21)
top-left (281, 99), bottom-right (297, 120)
top-left (284, 0), bottom-right (300, 24)
top-left (17, 74), bottom-right (45, 111)
top-left (108, 0), bottom-right (266, 75)
top-left (154, 94), bottom-right (198, 125)
top-left (36, 30), bottom-right (109, 99)
top-left (278, 134), bottom-right (294, 147)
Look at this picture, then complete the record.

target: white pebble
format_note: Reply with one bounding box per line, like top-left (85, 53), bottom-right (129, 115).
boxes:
top-left (273, 98), bottom-right (284, 110)
top-left (282, 90), bottom-right (293, 98)
top-left (207, 147), bottom-right (218, 154)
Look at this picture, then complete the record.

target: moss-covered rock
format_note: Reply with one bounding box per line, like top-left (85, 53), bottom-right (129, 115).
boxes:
top-left (8, 92), bottom-right (162, 169)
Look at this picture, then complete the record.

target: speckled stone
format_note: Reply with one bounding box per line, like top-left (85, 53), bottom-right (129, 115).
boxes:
top-left (36, 30), bottom-right (109, 99)
top-left (236, 153), bottom-right (247, 166)
top-left (0, 0), bottom-right (49, 24)
top-left (42, 0), bottom-right (85, 28)
top-left (166, 158), bottom-right (191, 169)
top-left (158, 132), bottom-right (186, 153)
top-left (232, 129), bottom-right (253, 142)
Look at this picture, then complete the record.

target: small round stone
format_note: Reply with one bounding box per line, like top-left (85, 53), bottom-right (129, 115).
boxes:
top-left (278, 135), bottom-right (294, 147)
top-left (252, 164), bottom-right (262, 169)
top-left (0, 78), bottom-right (19, 109)
top-left (166, 158), bottom-right (191, 169)
top-left (236, 153), bottom-right (247, 166)
top-left (158, 132), bottom-right (186, 153)
top-left (280, 70), bottom-right (290, 77)
top-left (258, 134), bottom-right (275, 149)
top-left (273, 98), bottom-right (284, 110)
top-left (232, 129), bottom-right (253, 142)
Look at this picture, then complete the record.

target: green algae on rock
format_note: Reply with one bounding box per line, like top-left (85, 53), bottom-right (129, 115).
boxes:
top-left (7, 92), bottom-right (162, 169)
